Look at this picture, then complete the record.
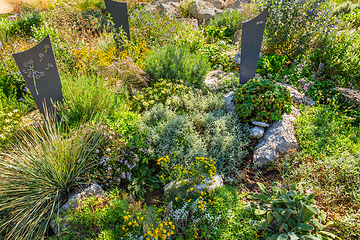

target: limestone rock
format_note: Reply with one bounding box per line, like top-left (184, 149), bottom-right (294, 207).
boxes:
top-left (253, 106), bottom-right (301, 166)
top-left (159, 2), bottom-right (180, 16)
top-left (189, 0), bottom-right (222, 21)
top-left (164, 173), bottom-right (223, 194)
top-left (232, 52), bottom-right (241, 65)
top-left (251, 119), bottom-right (269, 127)
top-left (249, 126), bottom-right (264, 139)
top-left (50, 183), bottom-right (105, 235)
top-left (223, 91), bottom-right (236, 113)
top-left (204, 70), bottom-right (228, 92)
top-left (228, 0), bottom-right (241, 9)
top-left (207, 0), bottom-right (225, 9)
top-left (277, 82), bottom-right (316, 106)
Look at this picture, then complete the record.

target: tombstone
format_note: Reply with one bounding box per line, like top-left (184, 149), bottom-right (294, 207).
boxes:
top-left (13, 35), bottom-right (63, 119)
top-left (104, 0), bottom-right (130, 43)
top-left (239, 8), bottom-right (268, 85)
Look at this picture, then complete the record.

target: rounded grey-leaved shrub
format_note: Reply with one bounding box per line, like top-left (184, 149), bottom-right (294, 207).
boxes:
top-left (139, 104), bottom-right (250, 184)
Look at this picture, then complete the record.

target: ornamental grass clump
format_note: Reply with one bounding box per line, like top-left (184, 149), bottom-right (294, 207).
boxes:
top-left (0, 114), bottom-right (102, 240)
top-left (233, 77), bottom-right (292, 123)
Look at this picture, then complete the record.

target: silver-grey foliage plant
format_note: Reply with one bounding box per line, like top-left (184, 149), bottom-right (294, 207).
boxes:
top-left (139, 101), bottom-right (251, 184)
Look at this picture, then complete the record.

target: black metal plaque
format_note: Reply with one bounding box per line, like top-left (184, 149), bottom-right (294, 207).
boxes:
top-left (13, 35), bottom-right (63, 118)
top-left (104, 0), bottom-right (130, 41)
top-left (240, 8), bottom-right (268, 84)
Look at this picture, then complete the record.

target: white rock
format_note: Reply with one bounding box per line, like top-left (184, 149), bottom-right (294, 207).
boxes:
top-left (204, 70), bottom-right (228, 92)
top-left (227, 0), bottom-right (241, 9)
top-left (164, 173), bottom-right (223, 194)
top-left (223, 91), bottom-right (236, 113)
top-left (249, 126), bottom-right (264, 138)
top-left (189, 0), bottom-right (222, 21)
top-left (251, 119), bottom-right (269, 127)
top-left (207, 0), bottom-right (225, 9)
top-left (253, 106), bottom-right (301, 166)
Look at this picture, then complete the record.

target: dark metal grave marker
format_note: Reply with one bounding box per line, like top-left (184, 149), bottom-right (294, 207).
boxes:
top-left (13, 35), bottom-right (63, 118)
top-left (104, 0), bottom-right (130, 42)
top-left (240, 8), bottom-right (268, 85)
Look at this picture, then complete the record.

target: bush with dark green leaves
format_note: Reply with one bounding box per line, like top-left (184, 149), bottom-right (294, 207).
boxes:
top-left (144, 45), bottom-right (210, 88)
top-left (233, 77), bottom-right (292, 123)
top-left (248, 182), bottom-right (338, 240)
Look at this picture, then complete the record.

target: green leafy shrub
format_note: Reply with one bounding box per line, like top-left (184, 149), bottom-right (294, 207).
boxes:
top-left (139, 105), bottom-right (250, 184)
top-left (31, 21), bottom-right (60, 42)
top-left (233, 77), bottom-right (292, 123)
top-left (144, 45), bottom-right (210, 88)
top-left (248, 182), bottom-right (337, 240)
top-left (131, 79), bottom-right (193, 112)
top-left (203, 25), bottom-right (231, 43)
top-left (208, 6), bottom-right (259, 39)
top-left (309, 30), bottom-right (360, 89)
top-left (264, 0), bottom-right (335, 60)
top-left (127, 165), bottom-right (160, 199)
top-left (257, 53), bottom-right (287, 77)
top-left (0, 11), bottom-right (44, 37)
top-left (198, 41), bottom-right (236, 72)
top-left (0, 115), bottom-right (102, 240)
top-left (80, 124), bottom-right (145, 191)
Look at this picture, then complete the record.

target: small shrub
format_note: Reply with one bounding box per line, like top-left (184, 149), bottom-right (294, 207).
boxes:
top-left (248, 182), bottom-right (337, 240)
top-left (264, 0), bottom-right (335, 60)
top-left (81, 125), bottom-right (143, 190)
top-left (257, 53), bottom-right (287, 77)
top-left (203, 25), bottom-right (231, 43)
top-left (198, 41), bottom-right (236, 72)
top-left (233, 77), bottom-right (292, 123)
top-left (131, 79), bottom-right (193, 112)
top-left (144, 45), bottom-right (210, 88)
top-left (3, 11), bottom-right (44, 36)
top-left (209, 6), bottom-right (259, 40)
top-left (342, 8), bottom-right (360, 27)
top-left (129, 9), bottom-right (201, 48)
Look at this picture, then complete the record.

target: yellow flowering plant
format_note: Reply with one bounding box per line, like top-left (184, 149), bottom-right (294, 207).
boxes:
top-left (158, 156), bottom-right (217, 202)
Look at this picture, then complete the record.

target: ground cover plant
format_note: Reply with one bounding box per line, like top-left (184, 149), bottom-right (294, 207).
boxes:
top-left (0, 0), bottom-right (360, 239)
